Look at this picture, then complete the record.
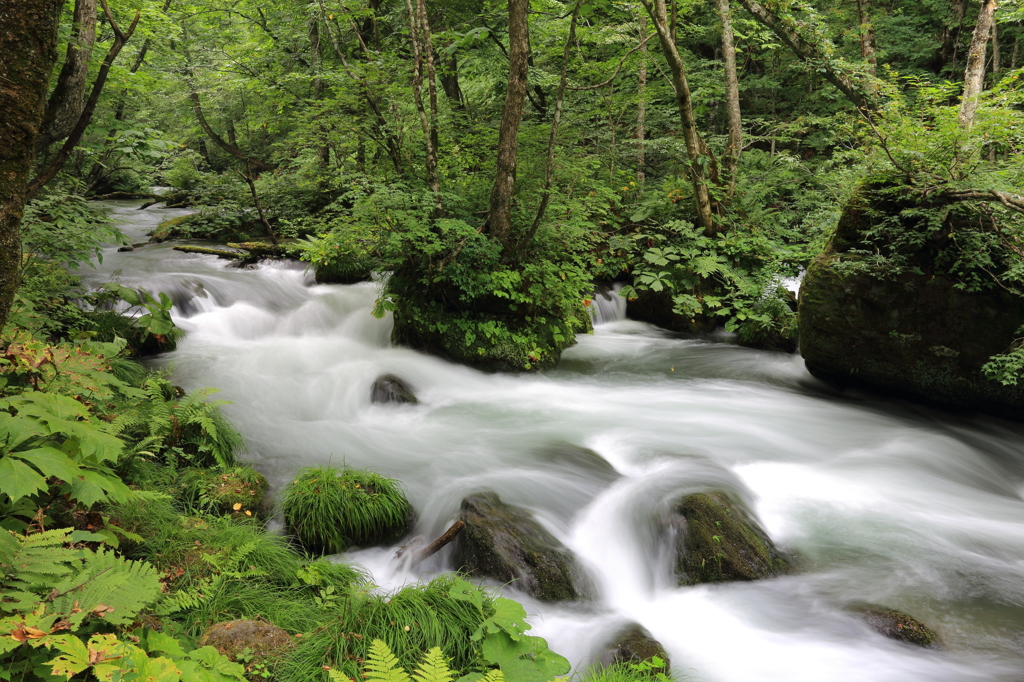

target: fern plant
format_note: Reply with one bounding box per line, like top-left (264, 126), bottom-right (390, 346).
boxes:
top-left (332, 639), bottom-right (505, 682)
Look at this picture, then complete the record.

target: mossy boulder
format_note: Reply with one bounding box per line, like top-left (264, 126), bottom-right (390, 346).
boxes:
top-left (227, 241), bottom-right (290, 259)
top-left (626, 287), bottom-right (717, 333)
top-left (151, 211), bottom-right (262, 242)
top-left (454, 491), bottom-right (591, 602)
top-left (799, 188), bottom-right (1024, 418)
top-left (172, 244), bottom-right (248, 260)
top-left (179, 466), bottom-right (269, 517)
top-left (598, 623), bottom-right (670, 674)
top-left (673, 492), bottom-right (790, 585)
top-left (200, 619), bottom-right (293, 674)
top-left (370, 374), bottom-right (419, 404)
top-left (853, 606), bottom-right (939, 648)
top-left (282, 465), bottom-right (412, 554)
top-left (311, 258), bottom-right (373, 284)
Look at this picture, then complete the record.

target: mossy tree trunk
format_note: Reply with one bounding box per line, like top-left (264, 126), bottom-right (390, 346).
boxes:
top-left (0, 0), bottom-right (65, 334)
top-left (958, 0), bottom-right (997, 129)
top-left (36, 0), bottom-right (96, 154)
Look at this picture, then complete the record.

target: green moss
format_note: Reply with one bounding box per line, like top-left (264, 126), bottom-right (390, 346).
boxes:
top-left (281, 465), bottom-right (411, 554)
top-left (674, 492), bottom-right (790, 585)
top-left (856, 606), bottom-right (939, 648)
top-left (179, 466), bottom-right (269, 517)
top-left (172, 245), bottom-right (248, 260)
top-left (227, 242), bottom-right (290, 259)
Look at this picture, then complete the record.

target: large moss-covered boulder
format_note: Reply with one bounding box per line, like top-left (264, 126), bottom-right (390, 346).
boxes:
top-left (454, 491), bottom-right (591, 602)
top-left (626, 288), bottom-right (716, 333)
top-left (799, 189), bottom-right (1024, 418)
top-left (853, 606), bottom-right (940, 648)
top-left (200, 619), bottom-right (293, 673)
top-left (598, 623), bottom-right (670, 675)
top-left (673, 492), bottom-right (790, 585)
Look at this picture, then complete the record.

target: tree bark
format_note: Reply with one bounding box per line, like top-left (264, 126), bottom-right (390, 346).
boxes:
top-left (855, 0), bottom-right (877, 76)
top-left (0, 0), bottom-right (65, 334)
top-left (991, 21), bottom-right (1000, 74)
top-left (485, 0), bottom-right (529, 253)
top-left (958, 0), bottom-right (997, 129)
top-left (310, 15), bottom-right (329, 167)
top-left (940, 0), bottom-right (969, 70)
top-left (716, 0), bottom-right (743, 196)
top-left (639, 0), bottom-right (717, 233)
top-left (37, 0), bottom-right (97, 153)
top-left (405, 0), bottom-right (442, 216)
top-left (637, 13), bottom-right (647, 186)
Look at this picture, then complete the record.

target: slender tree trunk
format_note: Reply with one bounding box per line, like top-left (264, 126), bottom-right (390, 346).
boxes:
top-left (0, 0), bottom-right (64, 334)
top-left (27, 0), bottom-right (140, 200)
top-left (1013, 34), bottom-right (1019, 69)
top-left (959, 0), bottom-right (998, 129)
top-left (405, 0), bottom-right (442, 216)
top-left (639, 0), bottom-right (716, 233)
top-left (310, 16), bottom-right (329, 167)
top-left (440, 54), bottom-right (464, 107)
top-left (941, 0), bottom-right (969, 70)
top-left (855, 0), bottom-right (877, 76)
top-left (991, 21), bottom-right (1000, 74)
top-left (716, 0), bottom-right (743, 196)
top-left (637, 13), bottom-right (647, 185)
top-left (37, 0), bottom-right (97, 153)
top-left (485, 0), bottom-right (529, 253)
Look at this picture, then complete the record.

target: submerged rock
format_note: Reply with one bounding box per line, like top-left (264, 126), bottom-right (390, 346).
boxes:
top-left (799, 188), bottom-right (1024, 419)
top-left (454, 491), bottom-right (590, 602)
top-left (370, 374), bottom-right (419, 404)
top-left (200, 619), bottom-right (293, 666)
top-left (855, 606), bottom-right (940, 648)
top-left (598, 622), bottom-right (670, 674)
top-left (673, 492), bottom-right (790, 585)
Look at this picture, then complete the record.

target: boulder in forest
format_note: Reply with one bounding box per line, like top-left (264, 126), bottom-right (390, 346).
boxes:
top-left (598, 622), bottom-right (670, 674)
top-left (200, 619), bottom-right (293, 666)
top-left (370, 374), bottom-right (419, 404)
top-left (853, 606), bottom-right (940, 648)
top-left (454, 490), bottom-right (591, 602)
top-left (626, 287), bottom-right (717, 333)
top-left (673, 491), bottom-right (790, 585)
top-left (799, 188), bottom-right (1024, 419)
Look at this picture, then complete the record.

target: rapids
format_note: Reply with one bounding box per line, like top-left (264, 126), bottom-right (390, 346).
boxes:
top-left (86, 201), bottom-right (1024, 681)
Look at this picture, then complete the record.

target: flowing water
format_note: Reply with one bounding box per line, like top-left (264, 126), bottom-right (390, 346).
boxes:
top-left (88, 201), bottom-right (1024, 681)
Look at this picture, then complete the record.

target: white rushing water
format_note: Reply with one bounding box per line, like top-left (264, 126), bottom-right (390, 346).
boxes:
top-left (87, 201), bottom-right (1024, 681)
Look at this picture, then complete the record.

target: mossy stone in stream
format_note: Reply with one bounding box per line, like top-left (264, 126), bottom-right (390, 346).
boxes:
top-left (227, 241), bottom-right (291, 259)
top-left (854, 606), bottom-right (940, 648)
top-left (281, 465), bottom-right (412, 554)
top-left (626, 287), bottom-right (717, 333)
top-left (598, 622), bottom-right (670, 675)
top-left (673, 492), bottom-right (790, 585)
top-left (200, 619), bottom-right (293, 671)
top-left (172, 244), bottom-right (249, 260)
top-left (454, 490), bottom-right (591, 602)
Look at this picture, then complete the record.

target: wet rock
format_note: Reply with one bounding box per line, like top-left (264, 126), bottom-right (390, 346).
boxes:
top-left (626, 287), bottom-right (717, 333)
top-left (534, 442), bottom-right (619, 482)
top-left (370, 374), bottom-right (419, 404)
top-left (673, 492), bottom-right (790, 585)
top-left (454, 491), bottom-right (590, 602)
top-left (854, 606), bottom-right (940, 648)
top-left (117, 245), bottom-right (136, 252)
top-left (799, 187), bottom-right (1024, 419)
top-left (227, 241), bottom-right (290, 259)
top-left (172, 244), bottom-right (248, 260)
top-left (200, 619), bottom-right (293, 667)
top-left (598, 623), bottom-right (670, 674)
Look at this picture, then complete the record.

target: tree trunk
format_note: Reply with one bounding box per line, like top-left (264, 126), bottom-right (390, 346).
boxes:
top-left (485, 0), bottom-right (529, 253)
top-left (855, 0), bottom-right (877, 76)
top-left (941, 0), bottom-right (969, 70)
top-left (958, 0), bottom-right (997, 129)
top-left (639, 0), bottom-right (716, 233)
top-left (405, 0), bottom-right (442, 216)
top-left (310, 16), bottom-right (329, 167)
top-left (37, 0), bottom-right (97, 153)
top-left (716, 0), bottom-right (743, 196)
top-left (637, 13), bottom-right (647, 185)
top-left (991, 21), bottom-right (1000, 74)
top-left (440, 54), bottom-right (464, 107)
top-left (0, 0), bottom-right (64, 334)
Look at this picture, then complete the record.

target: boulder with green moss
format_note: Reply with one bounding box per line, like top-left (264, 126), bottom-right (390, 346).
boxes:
top-left (172, 244), bottom-right (248, 260)
top-left (454, 491), bottom-right (591, 602)
top-left (598, 623), bottom-right (670, 674)
top-left (853, 606), bottom-right (939, 648)
top-left (178, 466), bottom-right (269, 517)
top-left (673, 492), bottom-right (790, 585)
top-left (227, 241), bottom-right (290, 259)
top-left (200, 619), bottom-right (293, 674)
top-left (626, 287), bottom-right (717, 333)
top-left (799, 187), bottom-right (1024, 418)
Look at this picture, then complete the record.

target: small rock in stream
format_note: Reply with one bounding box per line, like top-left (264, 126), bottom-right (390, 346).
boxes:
top-left (598, 622), bottom-right (670, 674)
top-left (853, 605), bottom-right (940, 648)
top-left (370, 374), bottom-right (419, 404)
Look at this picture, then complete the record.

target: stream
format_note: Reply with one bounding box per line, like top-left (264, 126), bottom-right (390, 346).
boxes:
top-left (86, 200), bottom-right (1024, 681)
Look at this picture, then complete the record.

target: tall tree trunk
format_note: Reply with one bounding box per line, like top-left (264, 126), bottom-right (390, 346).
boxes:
top-left (959, 0), bottom-right (997, 129)
top-left (716, 0), bottom-right (742, 196)
top-left (991, 21), bottom-right (1000, 74)
top-left (485, 0), bottom-right (529, 253)
top-left (405, 0), bottom-right (442, 216)
top-left (637, 13), bottom-right (647, 185)
top-left (27, 0), bottom-right (140, 200)
top-left (855, 0), bottom-right (877, 76)
top-left (941, 0), bottom-right (969, 70)
top-left (37, 0), bottom-right (97, 153)
top-left (309, 16), bottom-right (329, 167)
top-left (440, 54), bottom-right (464, 107)
top-left (0, 0), bottom-right (64, 334)
top-left (639, 0), bottom-right (717, 233)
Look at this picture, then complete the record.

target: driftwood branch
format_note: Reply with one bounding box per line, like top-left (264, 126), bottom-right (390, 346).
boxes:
top-left (394, 520), bottom-right (464, 566)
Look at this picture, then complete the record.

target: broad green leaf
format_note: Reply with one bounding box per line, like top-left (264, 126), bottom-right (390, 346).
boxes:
top-left (9, 447), bottom-right (81, 482)
top-left (0, 456), bottom-right (48, 501)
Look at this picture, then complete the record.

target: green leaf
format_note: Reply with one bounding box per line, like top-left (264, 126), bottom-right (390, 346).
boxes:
top-left (9, 447), bottom-right (81, 483)
top-left (0, 456), bottom-right (48, 502)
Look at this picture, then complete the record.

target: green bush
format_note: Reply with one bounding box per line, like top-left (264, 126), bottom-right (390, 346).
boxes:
top-left (281, 465), bottom-right (411, 554)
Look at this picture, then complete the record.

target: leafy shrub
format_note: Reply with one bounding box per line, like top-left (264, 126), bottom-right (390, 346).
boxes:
top-left (165, 152), bottom-right (207, 191)
top-left (281, 465), bottom-right (411, 554)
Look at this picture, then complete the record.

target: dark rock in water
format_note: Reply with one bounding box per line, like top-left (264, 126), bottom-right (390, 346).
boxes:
top-left (598, 623), bottom-right (670, 674)
top-left (854, 606), bottom-right (939, 648)
top-left (200, 619), bottom-right (293, 664)
top-left (117, 245), bottom-right (136, 252)
top-left (799, 188), bottom-right (1024, 419)
top-left (454, 490), bottom-right (591, 602)
top-left (534, 442), bottom-right (619, 482)
top-left (673, 491), bottom-right (790, 585)
top-left (370, 374), bottom-right (418, 404)
top-left (626, 287), bottom-right (716, 333)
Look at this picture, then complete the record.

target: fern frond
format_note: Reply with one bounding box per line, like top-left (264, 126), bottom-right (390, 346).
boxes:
top-left (51, 548), bottom-right (162, 627)
top-left (411, 647), bottom-right (454, 682)
top-left (364, 639), bottom-right (412, 682)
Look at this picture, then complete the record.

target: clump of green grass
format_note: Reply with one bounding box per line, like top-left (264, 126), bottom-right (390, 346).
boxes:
top-left (178, 465), bottom-right (269, 517)
top-left (281, 465), bottom-right (411, 554)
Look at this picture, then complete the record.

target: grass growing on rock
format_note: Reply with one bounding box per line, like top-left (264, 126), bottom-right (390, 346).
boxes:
top-left (281, 464), bottom-right (411, 554)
